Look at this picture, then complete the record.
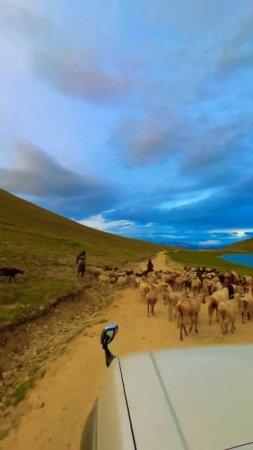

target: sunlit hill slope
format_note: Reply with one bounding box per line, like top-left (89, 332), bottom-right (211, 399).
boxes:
top-left (0, 189), bottom-right (166, 324)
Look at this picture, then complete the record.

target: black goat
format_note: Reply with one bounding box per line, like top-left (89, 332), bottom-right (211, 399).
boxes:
top-left (0, 267), bottom-right (24, 283)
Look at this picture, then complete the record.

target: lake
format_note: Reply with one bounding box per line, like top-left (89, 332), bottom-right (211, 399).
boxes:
top-left (219, 253), bottom-right (253, 268)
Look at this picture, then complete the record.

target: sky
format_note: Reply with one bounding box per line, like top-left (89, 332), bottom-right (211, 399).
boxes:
top-left (1, 0), bottom-right (253, 249)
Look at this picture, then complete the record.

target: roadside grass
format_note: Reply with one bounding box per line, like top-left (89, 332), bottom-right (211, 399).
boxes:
top-left (167, 249), bottom-right (253, 276)
top-left (10, 376), bottom-right (36, 406)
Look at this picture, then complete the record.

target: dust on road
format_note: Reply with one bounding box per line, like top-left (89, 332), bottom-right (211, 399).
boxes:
top-left (2, 252), bottom-right (253, 450)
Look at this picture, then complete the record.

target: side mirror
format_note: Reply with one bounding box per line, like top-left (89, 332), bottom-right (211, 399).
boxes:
top-left (101, 323), bottom-right (118, 367)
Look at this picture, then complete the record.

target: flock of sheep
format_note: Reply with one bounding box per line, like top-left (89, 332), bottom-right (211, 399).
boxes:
top-left (2, 262), bottom-right (253, 342)
top-left (86, 264), bottom-right (253, 341)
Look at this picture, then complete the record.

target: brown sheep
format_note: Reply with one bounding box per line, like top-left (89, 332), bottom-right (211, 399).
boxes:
top-left (176, 294), bottom-right (206, 341)
top-left (163, 290), bottom-right (182, 321)
top-left (145, 283), bottom-right (164, 317)
top-left (145, 285), bottom-right (158, 317)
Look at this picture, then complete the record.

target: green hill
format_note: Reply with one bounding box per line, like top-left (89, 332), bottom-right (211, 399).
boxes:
top-left (0, 188), bottom-right (166, 261)
top-left (168, 236), bottom-right (253, 276)
top-left (0, 189), bottom-right (166, 325)
top-left (225, 238), bottom-right (253, 253)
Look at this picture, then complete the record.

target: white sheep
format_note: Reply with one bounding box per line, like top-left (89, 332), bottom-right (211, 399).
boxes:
top-left (116, 275), bottom-right (128, 289)
top-left (190, 277), bottom-right (202, 294)
top-left (87, 266), bottom-right (104, 278)
top-left (204, 286), bottom-right (238, 325)
top-left (218, 294), bottom-right (240, 334)
top-left (97, 274), bottom-right (110, 285)
top-left (240, 292), bottom-right (253, 323)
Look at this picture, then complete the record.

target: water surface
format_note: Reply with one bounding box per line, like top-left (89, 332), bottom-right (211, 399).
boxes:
top-left (219, 254), bottom-right (253, 268)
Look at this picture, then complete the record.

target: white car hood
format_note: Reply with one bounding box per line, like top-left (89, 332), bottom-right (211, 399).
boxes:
top-left (120, 345), bottom-right (253, 450)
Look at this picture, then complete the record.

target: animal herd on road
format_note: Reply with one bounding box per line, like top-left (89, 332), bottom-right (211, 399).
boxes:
top-left (85, 263), bottom-right (253, 341)
top-left (1, 255), bottom-right (253, 341)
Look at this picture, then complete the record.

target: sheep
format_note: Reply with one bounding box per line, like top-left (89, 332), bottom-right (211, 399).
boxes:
top-left (103, 265), bottom-right (118, 272)
top-left (164, 273), bottom-right (176, 288)
top-left (224, 271), bottom-right (234, 285)
top-left (240, 292), bottom-right (253, 323)
top-left (173, 274), bottom-right (184, 291)
top-left (202, 276), bottom-right (223, 295)
top-left (98, 274), bottom-right (110, 285)
top-left (134, 271), bottom-right (148, 278)
top-left (217, 294), bottom-right (240, 334)
top-left (134, 276), bottom-right (141, 288)
top-left (127, 273), bottom-right (137, 288)
top-left (116, 275), bottom-right (128, 289)
top-left (139, 280), bottom-right (151, 302)
top-left (163, 290), bottom-right (182, 321)
top-left (145, 284), bottom-right (163, 317)
top-left (175, 294), bottom-right (205, 341)
top-left (191, 277), bottom-right (202, 294)
top-left (0, 267), bottom-right (24, 283)
top-left (204, 285), bottom-right (241, 325)
top-left (139, 281), bottom-right (165, 316)
top-left (108, 272), bottom-right (117, 279)
top-left (125, 270), bottom-right (134, 276)
top-left (202, 278), bottom-right (213, 296)
top-left (210, 280), bottom-right (224, 293)
top-left (86, 266), bottom-right (104, 278)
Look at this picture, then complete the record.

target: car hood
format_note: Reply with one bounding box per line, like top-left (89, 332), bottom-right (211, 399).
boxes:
top-left (120, 345), bottom-right (253, 450)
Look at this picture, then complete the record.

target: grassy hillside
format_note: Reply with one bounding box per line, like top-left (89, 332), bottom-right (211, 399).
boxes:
top-left (0, 189), bottom-right (166, 325)
top-left (226, 238), bottom-right (253, 253)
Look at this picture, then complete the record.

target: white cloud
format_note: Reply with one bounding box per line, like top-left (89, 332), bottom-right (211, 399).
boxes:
top-left (77, 213), bottom-right (135, 232)
top-left (197, 239), bottom-right (221, 246)
top-left (157, 190), bottom-right (212, 211)
top-left (209, 228), bottom-right (253, 238)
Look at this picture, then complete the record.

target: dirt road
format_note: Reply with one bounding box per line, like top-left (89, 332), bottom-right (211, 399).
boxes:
top-left (2, 252), bottom-right (253, 450)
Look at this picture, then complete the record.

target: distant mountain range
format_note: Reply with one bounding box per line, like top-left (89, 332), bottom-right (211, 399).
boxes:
top-left (163, 239), bottom-right (253, 252)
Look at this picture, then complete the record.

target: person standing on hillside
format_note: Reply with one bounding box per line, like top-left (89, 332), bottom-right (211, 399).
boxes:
top-left (76, 250), bottom-right (86, 277)
top-left (147, 258), bottom-right (154, 273)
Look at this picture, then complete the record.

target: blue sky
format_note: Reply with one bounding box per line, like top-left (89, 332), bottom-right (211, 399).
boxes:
top-left (1, 0), bottom-right (253, 248)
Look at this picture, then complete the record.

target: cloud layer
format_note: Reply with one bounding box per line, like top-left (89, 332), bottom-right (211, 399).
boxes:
top-left (0, 142), bottom-right (117, 216)
top-left (1, 1), bottom-right (253, 247)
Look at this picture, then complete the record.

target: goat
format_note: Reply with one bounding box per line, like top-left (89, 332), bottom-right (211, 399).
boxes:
top-left (0, 267), bottom-right (24, 283)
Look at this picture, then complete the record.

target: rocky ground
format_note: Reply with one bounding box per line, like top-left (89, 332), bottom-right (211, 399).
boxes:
top-left (1, 252), bottom-right (253, 449)
top-left (0, 275), bottom-right (114, 427)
